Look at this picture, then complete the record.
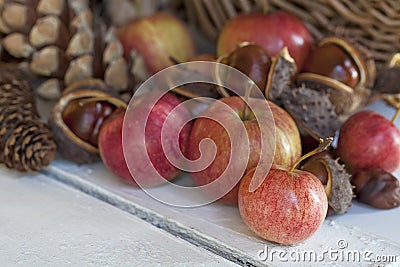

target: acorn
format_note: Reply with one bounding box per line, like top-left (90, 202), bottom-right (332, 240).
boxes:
top-left (302, 153), bottom-right (353, 216)
top-left (48, 78), bottom-right (127, 164)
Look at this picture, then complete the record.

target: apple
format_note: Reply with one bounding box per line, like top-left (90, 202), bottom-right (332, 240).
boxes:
top-left (238, 139), bottom-right (331, 245)
top-left (118, 12), bottom-right (196, 75)
top-left (217, 10), bottom-right (313, 70)
top-left (337, 110), bottom-right (400, 173)
top-left (98, 107), bottom-right (136, 185)
top-left (187, 96), bottom-right (301, 205)
top-left (100, 92), bottom-right (192, 187)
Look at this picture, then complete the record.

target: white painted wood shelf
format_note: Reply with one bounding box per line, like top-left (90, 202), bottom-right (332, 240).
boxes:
top-left (0, 167), bottom-right (236, 266)
top-left (40, 100), bottom-right (400, 267)
top-left (2, 98), bottom-right (399, 266)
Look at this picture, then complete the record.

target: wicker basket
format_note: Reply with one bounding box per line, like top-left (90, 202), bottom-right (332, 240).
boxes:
top-left (184, 0), bottom-right (400, 69)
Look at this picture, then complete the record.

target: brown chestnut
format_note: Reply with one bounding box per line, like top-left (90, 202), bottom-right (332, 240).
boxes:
top-left (302, 153), bottom-right (353, 215)
top-left (221, 43), bottom-right (271, 94)
top-left (352, 169), bottom-right (400, 209)
top-left (49, 78), bottom-right (127, 164)
top-left (62, 100), bottom-right (114, 146)
top-left (302, 43), bottom-right (360, 88)
top-left (296, 36), bottom-right (375, 117)
top-left (217, 44), bottom-right (297, 100)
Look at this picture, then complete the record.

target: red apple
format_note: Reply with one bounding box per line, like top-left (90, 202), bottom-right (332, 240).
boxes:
top-left (99, 107), bottom-right (137, 185)
top-left (217, 10), bottom-right (313, 70)
top-left (99, 93), bottom-right (191, 187)
top-left (187, 96), bottom-right (301, 205)
top-left (238, 166), bottom-right (328, 245)
top-left (118, 12), bottom-right (196, 74)
top-left (337, 110), bottom-right (400, 173)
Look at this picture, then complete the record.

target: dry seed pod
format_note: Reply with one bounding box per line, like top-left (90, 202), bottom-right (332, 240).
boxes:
top-left (217, 44), bottom-right (297, 100)
top-left (302, 153), bottom-right (353, 215)
top-left (163, 54), bottom-right (220, 100)
top-left (282, 86), bottom-right (340, 140)
top-left (376, 53), bottom-right (400, 109)
top-left (49, 78), bottom-right (127, 164)
top-left (297, 36), bottom-right (375, 117)
top-left (264, 47), bottom-right (297, 101)
top-left (0, 64), bottom-right (56, 172)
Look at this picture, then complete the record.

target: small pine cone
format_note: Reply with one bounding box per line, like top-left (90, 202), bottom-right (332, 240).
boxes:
top-left (0, 64), bottom-right (56, 171)
top-left (0, 0), bottom-right (134, 100)
top-left (3, 120), bottom-right (56, 171)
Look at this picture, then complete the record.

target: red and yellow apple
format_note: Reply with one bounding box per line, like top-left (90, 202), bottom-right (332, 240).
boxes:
top-left (186, 96), bottom-right (301, 205)
top-left (118, 12), bottom-right (196, 74)
top-left (238, 165), bottom-right (328, 245)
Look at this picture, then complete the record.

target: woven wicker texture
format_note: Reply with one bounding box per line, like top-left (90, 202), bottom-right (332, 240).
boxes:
top-left (185, 0), bottom-right (400, 68)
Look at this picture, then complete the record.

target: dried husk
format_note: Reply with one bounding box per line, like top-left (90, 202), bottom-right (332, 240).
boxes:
top-left (49, 78), bottom-right (124, 164)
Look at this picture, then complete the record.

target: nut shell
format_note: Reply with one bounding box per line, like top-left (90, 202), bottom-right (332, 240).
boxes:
top-left (296, 36), bottom-right (374, 117)
top-left (303, 154), bottom-right (353, 215)
top-left (49, 78), bottom-right (124, 164)
top-left (376, 54), bottom-right (400, 109)
top-left (282, 86), bottom-right (340, 139)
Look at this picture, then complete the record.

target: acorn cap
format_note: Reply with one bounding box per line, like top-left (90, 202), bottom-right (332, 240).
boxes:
top-left (282, 86), bottom-right (340, 140)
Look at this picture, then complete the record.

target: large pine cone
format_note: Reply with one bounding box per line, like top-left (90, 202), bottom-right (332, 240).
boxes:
top-left (0, 64), bottom-right (56, 172)
top-left (0, 0), bottom-right (133, 100)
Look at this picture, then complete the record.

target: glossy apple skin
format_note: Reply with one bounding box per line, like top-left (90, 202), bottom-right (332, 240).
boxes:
top-left (118, 12), bottom-right (196, 74)
top-left (100, 93), bottom-right (192, 187)
top-left (217, 11), bottom-right (313, 70)
top-left (187, 96), bottom-right (301, 205)
top-left (337, 110), bottom-right (400, 173)
top-left (99, 107), bottom-right (136, 185)
top-left (238, 168), bottom-right (328, 245)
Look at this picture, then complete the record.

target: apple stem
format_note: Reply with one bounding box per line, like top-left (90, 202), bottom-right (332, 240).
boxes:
top-left (169, 56), bottom-right (181, 65)
top-left (289, 137), bottom-right (333, 172)
top-left (391, 108), bottom-right (400, 124)
top-left (79, 97), bottom-right (128, 110)
top-left (261, 0), bottom-right (268, 14)
top-left (243, 82), bottom-right (253, 119)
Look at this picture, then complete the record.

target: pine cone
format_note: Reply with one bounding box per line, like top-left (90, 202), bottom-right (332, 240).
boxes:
top-left (0, 64), bottom-right (56, 171)
top-left (0, 0), bottom-right (132, 100)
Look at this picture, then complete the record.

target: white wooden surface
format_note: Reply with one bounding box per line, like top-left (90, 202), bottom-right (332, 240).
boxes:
top-left (0, 167), bottom-right (237, 266)
top-left (40, 100), bottom-right (400, 267)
